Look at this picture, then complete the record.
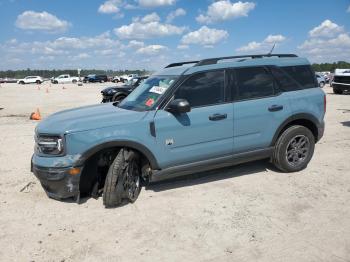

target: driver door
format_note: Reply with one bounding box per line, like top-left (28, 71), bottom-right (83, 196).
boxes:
top-left (153, 70), bottom-right (234, 169)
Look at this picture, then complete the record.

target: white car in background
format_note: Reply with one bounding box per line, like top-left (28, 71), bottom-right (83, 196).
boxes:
top-left (17, 76), bottom-right (43, 85)
top-left (51, 74), bottom-right (80, 84)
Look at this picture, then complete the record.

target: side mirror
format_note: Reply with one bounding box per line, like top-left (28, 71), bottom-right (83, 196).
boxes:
top-left (167, 99), bottom-right (191, 114)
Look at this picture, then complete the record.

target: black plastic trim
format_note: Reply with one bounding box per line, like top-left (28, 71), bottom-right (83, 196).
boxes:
top-left (150, 147), bottom-right (273, 182)
top-left (270, 113), bottom-right (322, 146)
top-left (76, 141), bottom-right (160, 169)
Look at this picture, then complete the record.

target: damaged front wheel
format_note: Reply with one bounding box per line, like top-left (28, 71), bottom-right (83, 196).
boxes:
top-left (103, 149), bottom-right (142, 208)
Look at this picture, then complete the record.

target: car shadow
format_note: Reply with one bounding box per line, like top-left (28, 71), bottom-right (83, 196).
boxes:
top-left (146, 159), bottom-right (275, 192)
top-left (341, 121), bottom-right (350, 127)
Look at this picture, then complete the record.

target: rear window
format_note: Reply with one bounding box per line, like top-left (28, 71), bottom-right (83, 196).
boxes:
top-left (281, 65), bottom-right (316, 89)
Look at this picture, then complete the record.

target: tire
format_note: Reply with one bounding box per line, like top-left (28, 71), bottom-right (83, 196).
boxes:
top-left (272, 125), bottom-right (315, 172)
top-left (113, 95), bottom-right (126, 103)
top-left (19, 81), bottom-right (25, 85)
top-left (36, 80), bottom-right (41, 84)
top-left (319, 81), bottom-right (325, 88)
top-left (333, 88), bottom-right (343, 94)
top-left (103, 149), bottom-right (142, 208)
top-left (72, 79), bottom-right (77, 84)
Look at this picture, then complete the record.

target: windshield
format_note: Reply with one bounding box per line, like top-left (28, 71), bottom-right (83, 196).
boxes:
top-left (118, 75), bottom-right (178, 111)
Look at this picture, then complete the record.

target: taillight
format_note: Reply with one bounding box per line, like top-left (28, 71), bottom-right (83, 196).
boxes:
top-left (324, 94), bottom-right (327, 114)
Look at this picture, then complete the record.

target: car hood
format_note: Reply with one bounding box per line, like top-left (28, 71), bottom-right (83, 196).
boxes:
top-left (101, 85), bottom-right (133, 94)
top-left (36, 103), bottom-right (148, 135)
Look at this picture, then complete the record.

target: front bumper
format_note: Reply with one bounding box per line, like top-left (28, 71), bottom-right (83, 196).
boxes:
top-left (101, 94), bottom-right (113, 103)
top-left (332, 83), bottom-right (350, 91)
top-left (31, 161), bottom-right (82, 200)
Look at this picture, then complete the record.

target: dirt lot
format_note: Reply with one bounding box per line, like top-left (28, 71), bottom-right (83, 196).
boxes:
top-left (0, 82), bottom-right (349, 262)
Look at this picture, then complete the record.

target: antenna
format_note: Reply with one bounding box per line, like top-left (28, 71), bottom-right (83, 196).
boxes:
top-left (268, 43), bottom-right (276, 56)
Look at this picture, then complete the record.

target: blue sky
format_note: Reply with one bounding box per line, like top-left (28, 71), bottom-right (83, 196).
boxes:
top-left (0, 0), bottom-right (349, 70)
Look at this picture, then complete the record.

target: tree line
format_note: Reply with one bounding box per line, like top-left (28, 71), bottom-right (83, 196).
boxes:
top-left (0, 69), bottom-right (151, 79)
top-left (1, 61), bottom-right (350, 78)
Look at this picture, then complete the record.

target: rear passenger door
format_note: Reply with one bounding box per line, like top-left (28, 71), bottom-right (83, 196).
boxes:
top-left (231, 66), bottom-right (291, 153)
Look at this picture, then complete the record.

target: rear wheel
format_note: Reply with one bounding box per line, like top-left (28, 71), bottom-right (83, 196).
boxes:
top-left (72, 79), bottom-right (77, 84)
top-left (319, 81), bottom-right (325, 88)
top-left (333, 88), bottom-right (343, 94)
top-left (103, 149), bottom-right (141, 208)
top-left (36, 80), bottom-right (41, 84)
top-left (19, 81), bottom-right (25, 85)
top-left (272, 125), bottom-right (315, 172)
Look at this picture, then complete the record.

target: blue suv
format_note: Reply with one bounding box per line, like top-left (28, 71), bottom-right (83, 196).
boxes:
top-left (31, 54), bottom-right (325, 207)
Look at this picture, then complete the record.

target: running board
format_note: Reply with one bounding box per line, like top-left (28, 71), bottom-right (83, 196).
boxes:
top-left (150, 147), bottom-right (273, 182)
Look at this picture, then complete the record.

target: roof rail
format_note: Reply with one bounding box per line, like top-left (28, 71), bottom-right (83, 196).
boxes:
top-left (194, 54), bottom-right (298, 66)
top-left (165, 61), bottom-right (200, 68)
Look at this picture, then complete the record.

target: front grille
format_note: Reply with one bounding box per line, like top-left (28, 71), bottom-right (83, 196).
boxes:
top-left (334, 76), bottom-right (350, 84)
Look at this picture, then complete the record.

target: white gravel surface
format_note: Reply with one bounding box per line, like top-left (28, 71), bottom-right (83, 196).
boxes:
top-left (0, 82), bottom-right (349, 262)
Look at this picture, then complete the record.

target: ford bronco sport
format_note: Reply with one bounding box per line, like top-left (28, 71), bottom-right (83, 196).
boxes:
top-left (31, 54), bottom-right (325, 207)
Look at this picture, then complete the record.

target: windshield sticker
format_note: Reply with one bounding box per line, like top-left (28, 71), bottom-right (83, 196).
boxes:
top-left (149, 86), bottom-right (167, 95)
top-left (145, 98), bottom-right (155, 107)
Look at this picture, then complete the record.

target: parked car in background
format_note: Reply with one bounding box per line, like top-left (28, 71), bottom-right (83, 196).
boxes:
top-left (51, 74), bottom-right (80, 84)
top-left (0, 78), bottom-right (17, 83)
top-left (112, 76), bottom-right (125, 83)
top-left (315, 73), bottom-right (325, 88)
top-left (101, 76), bottom-right (148, 103)
top-left (17, 76), bottom-right (43, 85)
top-left (83, 74), bottom-right (108, 83)
top-left (332, 69), bottom-right (350, 94)
top-left (31, 53), bottom-right (325, 207)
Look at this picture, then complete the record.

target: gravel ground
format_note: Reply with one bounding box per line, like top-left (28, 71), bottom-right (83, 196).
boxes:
top-left (0, 82), bottom-right (349, 262)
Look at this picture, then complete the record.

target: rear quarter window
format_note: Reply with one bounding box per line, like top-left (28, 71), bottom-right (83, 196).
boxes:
top-left (281, 65), bottom-right (317, 90)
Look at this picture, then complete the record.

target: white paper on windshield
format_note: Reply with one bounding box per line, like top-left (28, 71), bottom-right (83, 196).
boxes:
top-left (149, 86), bottom-right (167, 95)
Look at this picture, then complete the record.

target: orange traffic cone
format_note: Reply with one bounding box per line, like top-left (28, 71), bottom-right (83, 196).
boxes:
top-left (30, 108), bottom-right (41, 121)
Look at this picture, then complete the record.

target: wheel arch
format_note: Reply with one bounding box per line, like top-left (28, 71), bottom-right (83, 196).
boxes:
top-left (77, 140), bottom-right (160, 170)
top-left (271, 113), bottom-right (321, 146)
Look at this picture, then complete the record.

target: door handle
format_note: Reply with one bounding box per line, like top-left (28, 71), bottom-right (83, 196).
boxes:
top-left (209, 113), bottom-right (227, 121)
top-left (268, 105), bottom-right (284, 112)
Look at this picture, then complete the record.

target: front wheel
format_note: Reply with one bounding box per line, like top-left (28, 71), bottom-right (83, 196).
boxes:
top-left (103, 149), bottom-right (141, 208)
top-left (319, 82), bottom-right (325, 88)
top-left (272, 125), bottom-right (315, 172)
top-left (112, 95), bottom-right (126, 103)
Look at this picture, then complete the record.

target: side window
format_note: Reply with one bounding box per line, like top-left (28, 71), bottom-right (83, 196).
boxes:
top-left (174, 70), bottom-right (225, 107)
top-left (270, 66), bottom-right (301, 92)
top-left (235, 67), bottom-right (274, 100)
top-left (281, 65), bottom-right (316, 89)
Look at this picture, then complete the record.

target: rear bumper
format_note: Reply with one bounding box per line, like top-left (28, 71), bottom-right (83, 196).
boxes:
top-left (317, 120), bottom-right (325, 142)
top-left (31, 161), bottom-right (81, 200)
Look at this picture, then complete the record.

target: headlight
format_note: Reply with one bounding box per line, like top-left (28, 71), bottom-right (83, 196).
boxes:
top-left (35, 135), bottom-right (65, 155)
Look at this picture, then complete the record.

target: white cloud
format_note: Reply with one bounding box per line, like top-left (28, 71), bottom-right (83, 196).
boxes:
top-left (236, 34), bottom-right (286, 52)
top-left (138, 0), bottom-right (175, 7)
top-left (299, 20), bottom-right (350, 62)
top-left (166, 8), bottom-right (186, 23)
top-left (98, 0), bottom-right (121, 14)
top-left (309, 19), bottom-right (344, 38)
top-left (15, 11), bottom-right (70, 32)
top-left (136, 44), bottom-right (167, 55)
top-left (181, 26), bottom-right (228, 47)
top-left (264, 34), bottom-right (286, 44)
top-left (196, 1), bottom-right (255, 24)
top-left (177, 44), bottom-right (189, 50)
top-left (347, 5), bottom-right (350, 13)
top-left (128, 40), bottom-right (145, 48)
top-left (114, 13), bottom-right (186, 39)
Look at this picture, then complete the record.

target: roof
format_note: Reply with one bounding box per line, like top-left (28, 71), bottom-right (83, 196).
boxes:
top-left (155, 54), bottom-right (311, 76)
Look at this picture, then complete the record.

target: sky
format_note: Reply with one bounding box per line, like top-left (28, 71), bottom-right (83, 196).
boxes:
top-left (0, 0), bottom-right (349, 70)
